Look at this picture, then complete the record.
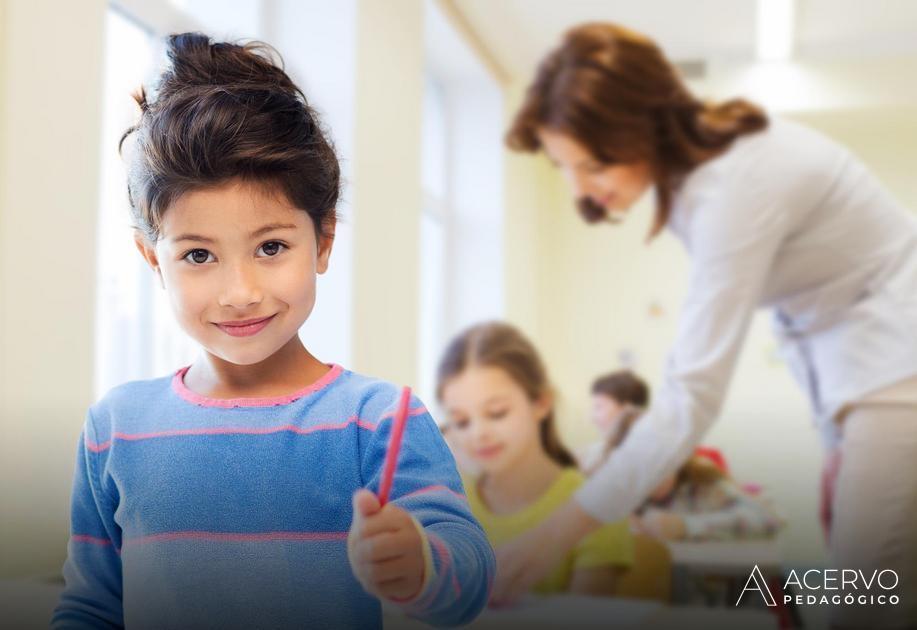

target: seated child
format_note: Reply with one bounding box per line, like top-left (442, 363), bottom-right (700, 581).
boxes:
top-left (578, 370), bottom-right (649, 475)
top-left (634, 456), bottom-right (783, 542)
top-left (437, 322), bottom-right (633, 596)
top-left (581, 371), bottom-right (781, 541)
top-left (52, 33), bottom-right (492, 629)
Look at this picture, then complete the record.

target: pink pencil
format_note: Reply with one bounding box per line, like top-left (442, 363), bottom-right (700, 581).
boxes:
top-left (377, 386), bottom-right (412, 505)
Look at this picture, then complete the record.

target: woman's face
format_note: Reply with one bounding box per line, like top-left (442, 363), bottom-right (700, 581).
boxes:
top-left (590, 393), bottom-right (625, 436)
top-left (441, 366), bottom-right (550, 476)
top-left (537, 127), bottom-right (652, 218)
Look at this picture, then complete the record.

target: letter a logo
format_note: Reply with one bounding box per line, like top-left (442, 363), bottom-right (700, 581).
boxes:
top-left (736, 565), bottom-right (777, 607)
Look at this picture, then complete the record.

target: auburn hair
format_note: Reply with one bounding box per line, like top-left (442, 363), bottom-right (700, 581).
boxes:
top-left (120, 32), bottom-right (339, 242)
top-left (436, 322), bottom-right (577, 468)
top-left (507, 22), bottom-right (767, 237)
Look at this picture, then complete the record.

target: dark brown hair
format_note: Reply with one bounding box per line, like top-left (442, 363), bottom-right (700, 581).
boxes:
top-left (120, 32), bottom-right (339, 242)
top-left (436, 322), bottom-right (577, 468)
top-left (592, 370), bottom-right (649, 407)
top-left (507, 22), bottom-right (768, 238)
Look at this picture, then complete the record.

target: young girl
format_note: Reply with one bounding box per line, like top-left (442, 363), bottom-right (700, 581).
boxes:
top-left (52, 33), bottom-right (492, 629)
top-left (578, 370), bottom-right (648, 475)
top-left (581, 373), bottom-right (780, 541)
top-left (633, 457), bottom-right (783, 542)
top-left (437, 322), bottom-right (632, 597)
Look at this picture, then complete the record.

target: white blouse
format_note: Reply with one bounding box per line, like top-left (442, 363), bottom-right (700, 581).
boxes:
top-left (577, 117), bottom-right (917, 523)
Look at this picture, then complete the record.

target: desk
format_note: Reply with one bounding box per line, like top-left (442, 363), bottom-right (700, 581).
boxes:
top-left (384, 594), bottom-right (776, 629)
top-left (665, 538), bottom-right (791, 627)
top-left (667, 539), bottom-right (782, 576)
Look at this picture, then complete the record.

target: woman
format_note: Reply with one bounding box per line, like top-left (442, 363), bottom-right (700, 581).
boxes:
top-left (495, 23), bottom-right (917, 629)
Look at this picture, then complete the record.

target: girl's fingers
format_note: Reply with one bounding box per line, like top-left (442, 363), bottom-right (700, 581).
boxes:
top-left (352, 504), bottom-right (410, 540)
top-left (377, 576), bottom-right (423, 601)
top-left (353, 530), bottom-right (411, 564)
top-left (363, 554), bottom-right (421, 586)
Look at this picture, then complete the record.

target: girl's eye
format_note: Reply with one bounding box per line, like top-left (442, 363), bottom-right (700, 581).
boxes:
top-left (183, 249), bottom-right (214, 265)
top-left (257, 241), bottom-right (287, 257)
top-left (487, 409), bottom-right (509, 420)
top-left (450, 418), bottom-right (470, 430)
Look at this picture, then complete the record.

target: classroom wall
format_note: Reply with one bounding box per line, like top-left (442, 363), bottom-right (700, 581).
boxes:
top-left (350, 0), bottom-right (425, 387)
top-left (0, 0), bottom-right (106, 578)
top-left (502, 78), bottom-right (917, 567)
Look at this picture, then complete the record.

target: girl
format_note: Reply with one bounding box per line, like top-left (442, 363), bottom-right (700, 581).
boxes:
top-left (633, 456), bottom-right (782, 543)
top-left (437, 322), bottom-right (633, 597)
top-left (52, 33), bottom-right (492, 629)
top-left (492, 23), bottom-right (917, 629)
top-left (583, 373), bottom-right (780, 541)
top-left (578, 370), bottom-right (648, 475)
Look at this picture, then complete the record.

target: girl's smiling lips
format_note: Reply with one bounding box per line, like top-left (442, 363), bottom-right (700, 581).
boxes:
top-left (474, 444), bottom-right (505, 460)
top-left (214, 314), bottom-right (276, 337)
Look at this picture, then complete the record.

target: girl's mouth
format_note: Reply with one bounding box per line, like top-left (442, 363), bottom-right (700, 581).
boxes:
top-left (215, 314), bottom-right (276, 337)
top-left (475, 444), bottom-right (504, 460)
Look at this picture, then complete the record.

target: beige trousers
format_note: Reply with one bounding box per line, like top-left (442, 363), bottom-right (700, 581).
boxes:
top-left (828, 377), bottom-right (917, 629)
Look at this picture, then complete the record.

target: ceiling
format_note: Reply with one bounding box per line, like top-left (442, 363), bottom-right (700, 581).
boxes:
top-left (451, 0), bottom-right (917, 80)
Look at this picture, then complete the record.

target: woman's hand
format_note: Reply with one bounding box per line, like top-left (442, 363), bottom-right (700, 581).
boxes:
top-left (490, 500), bottom-right (601, 605)
top-left (348, 489), bottom-right (425, 602)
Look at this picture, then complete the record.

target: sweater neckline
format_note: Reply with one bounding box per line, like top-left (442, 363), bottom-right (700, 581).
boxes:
top-left (171, 363), bottom-right (344, 408)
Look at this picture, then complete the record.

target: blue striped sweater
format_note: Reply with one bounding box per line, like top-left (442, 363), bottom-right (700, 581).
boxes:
top-left (52, 364), bottom-right (494, 628)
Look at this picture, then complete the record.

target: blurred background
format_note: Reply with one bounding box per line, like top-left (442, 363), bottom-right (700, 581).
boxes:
top-left (1, 0), bottom-right (916, 614)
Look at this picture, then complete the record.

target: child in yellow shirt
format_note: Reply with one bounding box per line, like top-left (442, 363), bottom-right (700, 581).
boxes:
top-left (437, 322), bottom-right (633, 596)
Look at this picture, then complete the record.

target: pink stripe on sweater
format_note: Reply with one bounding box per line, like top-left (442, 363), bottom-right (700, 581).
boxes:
top-left (85, 416), bottom-right (380, 452)
top-left (124, 530), bottom-right (349, 546)
top-left (72, 534), bottom-right (113, 547)
top-left (420, 533), bottom-right (460, 606)
top-left (171, 364), bottom-right (344, 408)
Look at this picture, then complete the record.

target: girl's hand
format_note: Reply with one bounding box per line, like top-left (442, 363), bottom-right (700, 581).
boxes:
top-left (491, 501), bottom-right (601, 605)
top-left (348, 489), bottom-right (425, 602)
top-left (637, 508), bottom-right (686, 540)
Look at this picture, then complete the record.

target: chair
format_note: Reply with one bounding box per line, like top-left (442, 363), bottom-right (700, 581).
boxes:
top-left (615, 534), bottom-right (672, 602)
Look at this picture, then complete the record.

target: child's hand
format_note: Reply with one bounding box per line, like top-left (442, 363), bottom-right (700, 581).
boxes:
top-left (348, 489), bottom-right (426, 602)
top-left (636, 508), bottom-right (687, 540)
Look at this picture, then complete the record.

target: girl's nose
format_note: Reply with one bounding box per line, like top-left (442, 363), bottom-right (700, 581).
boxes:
top-left (218, 263), bottom-right (263, 309)
top-left (468, 419), bottom-right (489, 442)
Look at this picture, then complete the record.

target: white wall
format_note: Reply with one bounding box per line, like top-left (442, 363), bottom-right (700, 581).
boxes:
top-left (350, 0), bottom-right (425, 386)
top-left (0, 0), bottom-right (106, 578)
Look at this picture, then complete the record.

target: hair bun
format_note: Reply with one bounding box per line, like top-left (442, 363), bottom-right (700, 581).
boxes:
top-left (158, 32), bottom-right (296, 99)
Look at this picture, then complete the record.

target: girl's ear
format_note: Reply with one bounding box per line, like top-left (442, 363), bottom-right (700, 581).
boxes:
top-left (134, 232), bottom-right (165, 288)
top-left (316, 216), bottom-right (336, 275)
top-left (534, 390), bottom-right (554, 423)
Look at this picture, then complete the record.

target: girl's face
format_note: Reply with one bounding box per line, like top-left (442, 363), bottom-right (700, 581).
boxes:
top-left (440, 366), bottom-right (550, 476)
top-left (537, 127), bottom-right (652, 218)
top-left (135, 179), bottom-right (333, 366)
top-left (590, 393), bottom-right (625, 436)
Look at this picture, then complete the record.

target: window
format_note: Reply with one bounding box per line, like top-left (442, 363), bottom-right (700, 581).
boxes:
top-left (95, 7), bottom-right (200, 399)
top-left (95, 1), bottom-right (357, 398)
top-left (418, 0), bottom-right (505, 408)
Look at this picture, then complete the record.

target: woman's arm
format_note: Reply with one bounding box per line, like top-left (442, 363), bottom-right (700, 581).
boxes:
top-left (493, 163), bottom-right (791, 603)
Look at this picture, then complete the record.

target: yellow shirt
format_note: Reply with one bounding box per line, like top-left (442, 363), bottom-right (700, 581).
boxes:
top-left (465, 468), bottom-right (634, 595)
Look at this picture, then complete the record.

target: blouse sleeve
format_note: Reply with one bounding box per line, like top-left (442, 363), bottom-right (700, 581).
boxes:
top-left (576, 168), bottom-right (790, 523)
